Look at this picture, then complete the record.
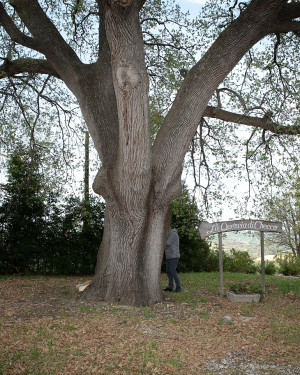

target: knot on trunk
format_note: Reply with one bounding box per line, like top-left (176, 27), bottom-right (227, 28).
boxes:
top-left (116, 66), bottom-right (140, 91)
top-left (92, 166), bottom-right (111, 199)
top-left (117, 0), bottom-right (132, 7)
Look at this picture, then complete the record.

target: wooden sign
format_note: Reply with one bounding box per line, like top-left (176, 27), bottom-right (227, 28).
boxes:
top-left (198, 219), bottom-right (283, 296)
top-left (199, 219), bottom-right (282, 239)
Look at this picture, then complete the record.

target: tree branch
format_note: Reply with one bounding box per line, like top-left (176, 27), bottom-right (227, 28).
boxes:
top-left (278, 2), bottom-right (300, 21)
top-left (137, 0), bottom-right (147, 10)
top-left (271, 2), bottom-right (300, 33)
top-left (272, 20), bottom-right (300, 33)
top-left (0, 58), bottom-right (60, 79)
top-left (203, 105), bottom-right (300, 135)
top-left (4, 0), bottom-right (82, 80)
top-left (0, 3), bottom-right (42, 52)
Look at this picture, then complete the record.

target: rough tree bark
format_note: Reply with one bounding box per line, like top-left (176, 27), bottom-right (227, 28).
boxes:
top-left (0, 0), bottom-right (299, 305)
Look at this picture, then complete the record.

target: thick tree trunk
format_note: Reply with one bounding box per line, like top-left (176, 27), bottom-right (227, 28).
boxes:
top-left (82, 193), bottom-right (171, 306)
top-left (81, 2), bottom-right (165, 305)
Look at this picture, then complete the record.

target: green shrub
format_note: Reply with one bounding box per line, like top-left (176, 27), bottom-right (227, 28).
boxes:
top-left (201, 249), bottom-right (259, 274)
top-left (276, 254), bottom-right (300, 276)
top-left (224, 249), bottom-right (257, 274)
top-left (228, 280), bottom-right (261, 294)
top-left (200, 249), bottom-right (231, 272)
top-left (203, 250), bottom-right (220, 272)
top-left (264, 261), bottom-right (277, 275)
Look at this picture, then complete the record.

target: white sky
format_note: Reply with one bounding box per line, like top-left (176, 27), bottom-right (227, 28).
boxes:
top-left (177, 0), bottom-right (206, 14)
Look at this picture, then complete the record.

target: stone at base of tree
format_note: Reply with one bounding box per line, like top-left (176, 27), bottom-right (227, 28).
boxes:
top-left (226, 291), bottom-right (260, 303)
top-left (76, 280), bottom-right (91, 292)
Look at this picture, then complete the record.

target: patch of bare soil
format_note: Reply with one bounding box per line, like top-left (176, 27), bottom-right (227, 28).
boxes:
top-left (0, 277), bottom-right (299, 375)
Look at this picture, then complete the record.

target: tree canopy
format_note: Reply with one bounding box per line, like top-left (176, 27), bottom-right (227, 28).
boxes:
top-left (1, 1), bottom-right (299, 213)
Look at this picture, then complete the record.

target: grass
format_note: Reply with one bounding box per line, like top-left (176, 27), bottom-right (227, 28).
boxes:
top-left (0, 272), bottom-right (299, 375)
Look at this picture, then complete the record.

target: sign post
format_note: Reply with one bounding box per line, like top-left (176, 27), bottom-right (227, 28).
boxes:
top-left (260, 231), bottom-right (265, 292)
top-left (218, 232), bottom-right (224, 296)
top-left (199, 219), bottom-right (282, 296)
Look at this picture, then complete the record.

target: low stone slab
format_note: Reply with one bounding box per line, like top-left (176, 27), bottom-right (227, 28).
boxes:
top-left (226, 291), bottom-right (260, 303)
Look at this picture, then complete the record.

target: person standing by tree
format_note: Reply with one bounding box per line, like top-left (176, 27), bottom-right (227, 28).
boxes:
top-left (164, 228), bottom-right (181, 292)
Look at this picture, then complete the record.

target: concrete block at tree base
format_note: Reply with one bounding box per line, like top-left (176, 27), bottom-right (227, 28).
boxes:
top-left (226, 291), bottom-right (260, 303)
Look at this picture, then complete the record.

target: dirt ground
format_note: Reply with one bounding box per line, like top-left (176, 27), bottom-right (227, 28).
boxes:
top-left (0, 276), bottom-right (299, 375)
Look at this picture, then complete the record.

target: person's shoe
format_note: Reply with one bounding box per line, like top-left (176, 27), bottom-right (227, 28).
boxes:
top-left (163, 287), bottom-right (173, 292)
top-left (175, 288), bottom-right (181, 293)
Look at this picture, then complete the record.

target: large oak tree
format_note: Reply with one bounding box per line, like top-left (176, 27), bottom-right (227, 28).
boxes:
top-left (0, 0), bottom-right (299, 305)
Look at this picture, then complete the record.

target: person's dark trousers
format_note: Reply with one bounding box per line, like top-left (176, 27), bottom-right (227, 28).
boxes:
top-left (166, 258), bottom-right (181, 291)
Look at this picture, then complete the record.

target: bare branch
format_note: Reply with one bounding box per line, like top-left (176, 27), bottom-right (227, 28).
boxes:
top-left (271, 2), bottom-right (300, 33)
top-left (216, 87), bottom-right (248, 111)
top-left (140, 17), bottom-right (165, 25)
top-left (271, 20), bottom-right (300, 34)
top-left (4, 0), bottom-right (82, 79)
top-left (245, 128), bottom-right (257, 197)
top-left (0, 3), bottom-right (42, 52)
top-left (273, 33), bottom-right (281, 66)
top-left (137, 0), bottom-right (147, 10)
top-left (278, 2), bottom-right (300, 22)
top-left (203, 105), bottom-right (300, 135)
top-left (0, 58), bottom-right (60, 79)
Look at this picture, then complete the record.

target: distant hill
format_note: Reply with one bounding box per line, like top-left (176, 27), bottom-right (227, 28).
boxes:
top-left (210, 231), bottom-right (276, 257)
